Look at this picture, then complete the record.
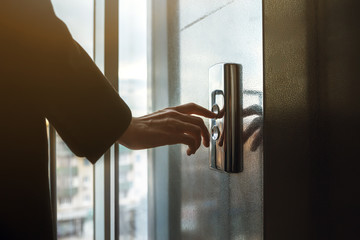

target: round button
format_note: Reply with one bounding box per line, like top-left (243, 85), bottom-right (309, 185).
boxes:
top-left (211, 104), bottom-right (220, 115)
top-left (211, 126), bottom-right (220, 141)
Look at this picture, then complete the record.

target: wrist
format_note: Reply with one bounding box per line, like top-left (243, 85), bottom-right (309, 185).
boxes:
top-left (117, 117), bottom-right (134, 147)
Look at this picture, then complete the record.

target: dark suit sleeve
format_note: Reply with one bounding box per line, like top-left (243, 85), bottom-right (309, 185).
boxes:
top-left (1, 0), bottom-right (132, 163)
top-left (43, 40), bottom-right (132, 164)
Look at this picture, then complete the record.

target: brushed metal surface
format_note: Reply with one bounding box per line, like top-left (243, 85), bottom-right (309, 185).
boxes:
top-left (164, 0), bottom-right (263, 239)
top-left (209, 63), bottom-right (243, 173)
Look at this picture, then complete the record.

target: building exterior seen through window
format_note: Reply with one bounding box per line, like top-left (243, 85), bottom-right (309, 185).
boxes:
top-left (56, 139), bottom-right (94, 240)
top-left (51, 1), bottom-right (94, 239)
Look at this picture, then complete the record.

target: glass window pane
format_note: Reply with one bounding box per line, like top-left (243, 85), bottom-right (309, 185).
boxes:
top-left (119, 0), bottom-right (148, 239)
top-left (51, 1), bottom-right (94, 239)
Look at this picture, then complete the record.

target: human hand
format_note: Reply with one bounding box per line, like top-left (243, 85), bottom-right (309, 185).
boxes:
top-left (117, 103), bottom-right (217, 155)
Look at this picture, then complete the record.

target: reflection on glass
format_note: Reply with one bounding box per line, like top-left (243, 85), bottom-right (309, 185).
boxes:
top-left (51, 0), bottom-right (94, 239)
top-left (119, 0), bottom-right (148, 239)
top-left (243, 90), bottom-right (263, 151)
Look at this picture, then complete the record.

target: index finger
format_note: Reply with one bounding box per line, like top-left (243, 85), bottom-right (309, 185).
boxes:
top-left (173, 103), bottom-right (217, 118)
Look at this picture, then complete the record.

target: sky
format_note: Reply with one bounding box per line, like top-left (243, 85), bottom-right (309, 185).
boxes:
top-left (51, 0), bottom-right (94, 57)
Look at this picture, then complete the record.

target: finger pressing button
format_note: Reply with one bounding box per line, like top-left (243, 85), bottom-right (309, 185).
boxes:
top-left (211, 104), bottom-right (220, 115)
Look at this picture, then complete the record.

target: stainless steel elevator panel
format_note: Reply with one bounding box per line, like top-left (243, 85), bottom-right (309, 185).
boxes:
top-left (209, 63), bottom-right (243, 173)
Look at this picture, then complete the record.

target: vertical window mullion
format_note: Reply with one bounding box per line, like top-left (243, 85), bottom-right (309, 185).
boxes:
top-left (105, 1), bottom-right (119, 239)
top-left (149, 0), bottom-right (170, 239)
top-left (94, 0), bottom-right (106, 239)
top-left (49, 125), bottom-right (57, 239)
top-left (94, 0), bottom-right (119, 239)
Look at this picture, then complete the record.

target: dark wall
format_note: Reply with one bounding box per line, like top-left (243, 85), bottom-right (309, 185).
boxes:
top-left (264, 0), bottom-right (360, 239)
top-left (264, 0), bottom-right (316, 239)
top-left (316, 1), bottom-right (360, 239)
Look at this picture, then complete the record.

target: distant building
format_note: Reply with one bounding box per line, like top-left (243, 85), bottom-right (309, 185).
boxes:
top-left (56, 137), bottom-right (93, 239)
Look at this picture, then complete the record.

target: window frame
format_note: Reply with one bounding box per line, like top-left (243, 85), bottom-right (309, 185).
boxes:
top-left (49, 1), bottom-right (157, 239)
top-left (49, 0), bottom-right (120, 239)
top-left (93, 0), bottom-right (120, 239)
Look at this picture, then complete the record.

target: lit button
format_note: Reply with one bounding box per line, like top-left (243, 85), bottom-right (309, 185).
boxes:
top-left (211, 126), bottom-right (220, 141)
top-left (211, 104), bottom-right (220, 115)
